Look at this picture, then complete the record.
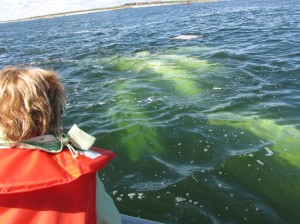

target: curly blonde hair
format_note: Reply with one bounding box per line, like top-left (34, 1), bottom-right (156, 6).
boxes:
top-left (0, 67), bottom-right (66, 141)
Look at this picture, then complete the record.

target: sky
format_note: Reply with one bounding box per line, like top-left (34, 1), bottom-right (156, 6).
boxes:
top-left (0, 0), bottom-right (147, 21)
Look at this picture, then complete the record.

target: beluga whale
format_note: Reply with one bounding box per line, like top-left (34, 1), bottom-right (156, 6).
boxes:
top-left (173, 34), bottom-right (201, 40)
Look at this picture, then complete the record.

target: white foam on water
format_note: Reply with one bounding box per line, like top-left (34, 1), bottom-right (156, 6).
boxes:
top-left (264, 147), bottom-right (274, 156)
top-left (175, 197), bottom-right (187, 202)
top-left (256, 160), bottom-right (264, 165)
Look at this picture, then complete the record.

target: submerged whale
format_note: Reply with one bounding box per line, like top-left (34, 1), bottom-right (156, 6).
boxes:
top-left (83, 46), bottom-right (224, 161)
top-left (207, 112), bottom-right (300, 220)
top-left (111, 47), bottom-right (221, 97)
top-left (208, 112), bottom-right (300, 166)
top-left (107, 47), bottom-right (223, 161)
top-left (109, 80), bottom-right (164, 162)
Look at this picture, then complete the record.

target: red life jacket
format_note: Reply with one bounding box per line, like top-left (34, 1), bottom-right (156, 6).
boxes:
top-left (0, 147), bottom-right (115, 224)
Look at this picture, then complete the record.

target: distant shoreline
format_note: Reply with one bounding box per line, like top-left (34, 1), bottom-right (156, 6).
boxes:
top-left (0, 0), bottom-right (221, 24)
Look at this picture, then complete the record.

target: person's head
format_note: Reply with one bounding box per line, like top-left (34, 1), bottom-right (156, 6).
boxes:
top-left (0, 67), bottom-right (66, 142)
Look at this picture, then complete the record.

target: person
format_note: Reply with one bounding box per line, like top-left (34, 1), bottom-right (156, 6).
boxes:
top-left (0, 67), bottom-right (121, 224)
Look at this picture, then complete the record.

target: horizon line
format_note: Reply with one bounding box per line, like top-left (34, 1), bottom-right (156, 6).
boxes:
top-left (0, 0), bottom-right (220, 24)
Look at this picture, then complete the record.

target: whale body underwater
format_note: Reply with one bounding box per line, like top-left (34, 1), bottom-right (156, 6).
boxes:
top-left (207, 112), bottom-right (300, 220)
top-left (81, 45), bottom-right (300, 220)
top-left (104, 47), bottom-right (224, 161)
